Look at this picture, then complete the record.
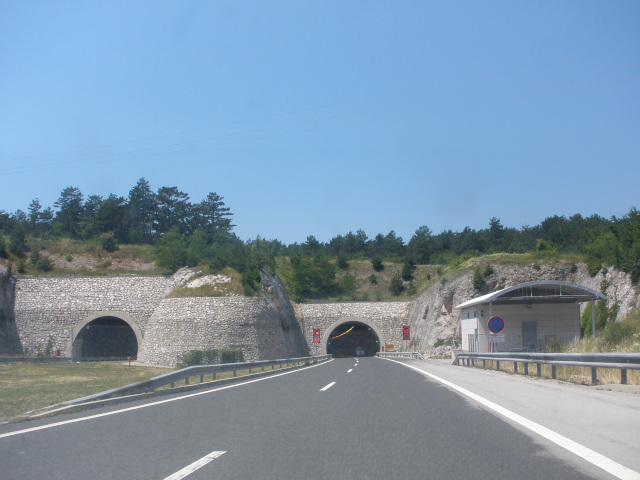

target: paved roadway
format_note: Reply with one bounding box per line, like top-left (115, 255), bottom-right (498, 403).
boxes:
top-left (0, 357), bottom-right (636, 479)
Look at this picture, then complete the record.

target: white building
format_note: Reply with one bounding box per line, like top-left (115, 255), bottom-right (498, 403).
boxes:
top-left (455, 281), bottom-right (606, 353)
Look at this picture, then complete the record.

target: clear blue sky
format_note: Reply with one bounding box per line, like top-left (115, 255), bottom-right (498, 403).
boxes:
top-left (1, 1), bottom-right (639, 245)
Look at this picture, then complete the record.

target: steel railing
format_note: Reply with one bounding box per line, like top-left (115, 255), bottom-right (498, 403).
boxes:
top-left (57, 355), bottom-right (332, 407)
top-left (377, 351), bottom-right (428, 361)
top-left (453, 351), bottom-right (640, 384)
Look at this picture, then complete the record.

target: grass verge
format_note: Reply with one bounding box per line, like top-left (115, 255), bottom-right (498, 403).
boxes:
top-left (0, 361), bottom-right (173, 424)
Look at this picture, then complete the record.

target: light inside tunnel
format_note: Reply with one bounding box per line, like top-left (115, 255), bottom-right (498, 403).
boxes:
top-left (326, 322), bottom-right (380, 357)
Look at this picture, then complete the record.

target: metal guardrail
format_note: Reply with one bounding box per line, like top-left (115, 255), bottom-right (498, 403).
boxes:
top-left (377, 351), bottom-right (428, 362)
top-left (453, 351), bottom-right (640, 385)
top-left (57, 355), bottom-right (332, 407)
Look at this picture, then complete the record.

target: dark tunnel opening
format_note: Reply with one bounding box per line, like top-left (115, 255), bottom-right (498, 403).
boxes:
top-left (326, 322), bottom-right (380, 357)
top-left (75, 317), bottom-right (138, 360)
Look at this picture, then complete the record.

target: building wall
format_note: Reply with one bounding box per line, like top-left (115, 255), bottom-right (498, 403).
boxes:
top-left (460, 303), bottom-right (580, 353)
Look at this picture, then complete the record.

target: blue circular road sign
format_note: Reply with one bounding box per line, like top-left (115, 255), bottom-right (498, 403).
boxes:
top-left (488, 316), bottom-right (504, 333)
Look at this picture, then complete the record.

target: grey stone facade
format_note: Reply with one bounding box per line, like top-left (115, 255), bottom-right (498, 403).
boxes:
top-left (296, 301), bottom-right (411, 353)
top-left (137, 296), bottom-right (306, 367)
top-left (13, 274), bottom-right (177, 357)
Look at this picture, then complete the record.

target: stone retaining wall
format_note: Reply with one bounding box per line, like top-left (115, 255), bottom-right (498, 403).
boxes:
top-left (296, 301), bottom-right (411, 353)
top-left (137, 297), bottom-right (306, 367)
top-left (14, 275), bottom-right (175, 356)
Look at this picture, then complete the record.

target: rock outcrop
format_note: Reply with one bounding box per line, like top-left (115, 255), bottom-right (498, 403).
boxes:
top-left (406, 261), bottom-right (639, 356)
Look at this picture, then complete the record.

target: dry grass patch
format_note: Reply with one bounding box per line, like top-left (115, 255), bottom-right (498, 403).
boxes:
top-left (0, 361), bottom-right (173, 423)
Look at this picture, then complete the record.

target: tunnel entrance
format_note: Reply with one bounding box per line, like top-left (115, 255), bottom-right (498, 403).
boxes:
top-left (74, 316), bottom-right (138, 361)
top-left (326, 321), bottom-right (380, 357)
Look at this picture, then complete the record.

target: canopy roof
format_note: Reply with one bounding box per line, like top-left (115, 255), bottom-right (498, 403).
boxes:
top-left (455, 280), bottom-right (606, 310)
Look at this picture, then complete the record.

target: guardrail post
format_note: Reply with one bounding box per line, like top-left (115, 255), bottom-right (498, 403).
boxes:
top-left (171, 381), bottom-right (175, 388)
top-left (212, 372), bottom-right (216, 381)
top-left (552, 365), bottom-right (557, 379)
top-left (513, 362), bottom-right (518, 374)
top-left (185, 377), bottom-right (189, 385)
top-left (621, 369), bottom-right (627, 384)
top-left (591, 367), bottom-right (597, 385)
top-left (496, 361), bottom-right (500, 372)
top-left (524, 363), bottom-right (528, 375)
top-left (482, 359), bottom-right (486, 369)
top-left (200, 374), bottom-right (203, 383)
top-left (537, 363), bottom-right (541, 377)
top-left (233, 369), bottom-right (237, 377)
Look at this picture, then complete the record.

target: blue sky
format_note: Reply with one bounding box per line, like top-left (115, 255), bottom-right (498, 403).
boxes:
top-left (1, 1), bottom-right (639, 245)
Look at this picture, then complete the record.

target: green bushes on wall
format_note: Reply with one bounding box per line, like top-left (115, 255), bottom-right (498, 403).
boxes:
top-left (177, 348), bottom-right (243, 368)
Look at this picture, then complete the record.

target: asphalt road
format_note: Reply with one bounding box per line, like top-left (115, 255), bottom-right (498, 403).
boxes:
top-left (0, 357), bottom-right (625, 479)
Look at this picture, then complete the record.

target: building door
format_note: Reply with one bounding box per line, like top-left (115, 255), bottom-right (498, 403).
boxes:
top-left (522, 321), bottom-right (538, 351)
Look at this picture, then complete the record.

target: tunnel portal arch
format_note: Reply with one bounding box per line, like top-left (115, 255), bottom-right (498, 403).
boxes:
top-left (321, 317), bottom-right (385, 357)
top-left (68, 311), bottom-right (142, 361)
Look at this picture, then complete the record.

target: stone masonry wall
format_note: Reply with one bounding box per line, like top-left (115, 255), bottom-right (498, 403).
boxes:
top-left (296, 301), bottom-right (411, 353)
top-left (137, 296), bottom-right (306, 367)
top-left (14, 275), bottom-right (176, 356)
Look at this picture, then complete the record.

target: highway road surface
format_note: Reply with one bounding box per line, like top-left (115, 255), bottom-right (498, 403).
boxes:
top-left (1, 357), bottom-right (636, 479)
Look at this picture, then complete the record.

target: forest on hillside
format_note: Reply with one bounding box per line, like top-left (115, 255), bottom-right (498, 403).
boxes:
top-left (1, 178), bottom-right (639, 298)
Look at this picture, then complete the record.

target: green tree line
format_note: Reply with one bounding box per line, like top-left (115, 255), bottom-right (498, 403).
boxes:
top-left (1, 180), bottom-right (639, 297)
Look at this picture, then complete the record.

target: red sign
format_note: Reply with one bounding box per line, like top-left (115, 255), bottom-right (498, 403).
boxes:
top-left (313, 328), bottom-right (321, 344)
top-left (313, 337), bottom-right (320, 343)
top-left (402, 325), bottom-right (410, 340)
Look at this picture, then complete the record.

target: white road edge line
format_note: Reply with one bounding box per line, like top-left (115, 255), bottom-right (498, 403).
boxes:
top-left (0, 359), bottom-right (334, 440)
top-left (385, 358), bottom-right (640, 480)
top-left (319, 382), bottom-right (336, 391)
top-left (163, 450), bottom-right (226, 480)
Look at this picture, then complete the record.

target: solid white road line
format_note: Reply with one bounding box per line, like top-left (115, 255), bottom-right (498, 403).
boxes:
top-left (387, 358), bottom-right (640, 480)
top-left (0, 359), bottom-right (333, 440)
top-left (163, 450), bottom-right (226, 480)
top-left (319, 382), bottom-right (336, 391)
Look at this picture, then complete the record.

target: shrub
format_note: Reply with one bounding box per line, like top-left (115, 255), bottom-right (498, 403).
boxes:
top-left (177, 348), bottom-right (243, 368)
top-left (389, 273), bottom-right (404, 296)
top-left (35, 257), bottom-right (53, 272)
top-left (339, 273), bottom-right (358, 296)
top-left (371, 256), bottom-right (384, 272)
top-left (368, 273), bottom-right (378, 285)
top-left (473, 267), bottom-right (484, 289)
top-left (66, 255), bottom-right (73, 262)
top-left (433, 338), bottom-right (445, 348)
top-left (101, 234), bottom-right (119, 252)
top-left (401, 257), bottom-right (415, 281)
top-left (544, 337), bottom-right (565, 353)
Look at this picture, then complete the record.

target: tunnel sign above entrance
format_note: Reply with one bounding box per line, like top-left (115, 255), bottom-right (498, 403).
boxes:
top-left (488, 316), bottom-right (504, 333)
